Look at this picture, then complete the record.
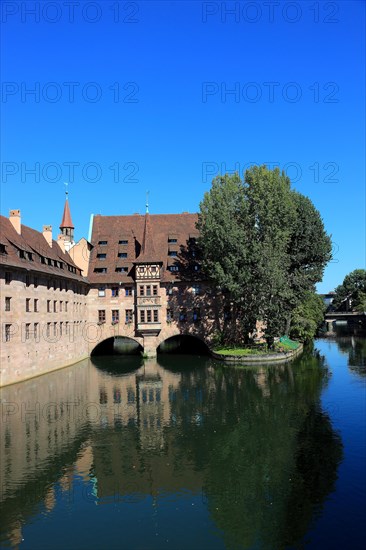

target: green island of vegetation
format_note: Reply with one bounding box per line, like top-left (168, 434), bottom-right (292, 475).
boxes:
top-left (213, 337), bottom-right (300, 357)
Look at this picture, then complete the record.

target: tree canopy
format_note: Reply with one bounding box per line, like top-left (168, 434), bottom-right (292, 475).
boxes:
top-left (197, 166), bottom-right (332, 345)
top-left (332, 269), bottom-right (366, 312)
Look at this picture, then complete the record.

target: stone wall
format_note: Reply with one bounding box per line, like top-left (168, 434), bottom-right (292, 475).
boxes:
top-left (0, 267), bottom-right (89, 386)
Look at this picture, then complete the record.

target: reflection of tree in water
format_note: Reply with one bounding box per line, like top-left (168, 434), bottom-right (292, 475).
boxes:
top-left (336, 337), bottom-right (366, 375)
top-left (281, 405), bottom-right (343, 548)
top-left (169, 352), bottom-right (342, 549)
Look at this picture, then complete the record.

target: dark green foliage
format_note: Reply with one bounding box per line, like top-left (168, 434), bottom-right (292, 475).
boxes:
top-left (197, 166), bottom-right (332, 346)
top-left (333, 269), bottom-right (366, 311)
top-left (290, 291), bottom-right (326, 342)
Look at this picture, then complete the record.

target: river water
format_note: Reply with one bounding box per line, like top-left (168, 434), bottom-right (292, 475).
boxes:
top-left (1, 336), bottom-right (365, 549)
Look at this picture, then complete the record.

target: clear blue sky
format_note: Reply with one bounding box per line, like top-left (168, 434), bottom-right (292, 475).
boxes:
top-left (1, 0), bottom-right (365, 292)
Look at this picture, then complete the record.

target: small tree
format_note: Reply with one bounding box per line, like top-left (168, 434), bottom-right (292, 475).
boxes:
top-left (332, 269), bottom-right (366, 312)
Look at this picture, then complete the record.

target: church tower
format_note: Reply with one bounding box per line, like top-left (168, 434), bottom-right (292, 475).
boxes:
top-left (59, 190), bottom-right (75, 252)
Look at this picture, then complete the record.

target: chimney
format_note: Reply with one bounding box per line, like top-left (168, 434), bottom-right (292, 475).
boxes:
top-left (9, 209), bottom-right (21, 234)
top-left (57, 234), bottom-right (65, 253)
top-left (43, 225), bottom-right (53, 247)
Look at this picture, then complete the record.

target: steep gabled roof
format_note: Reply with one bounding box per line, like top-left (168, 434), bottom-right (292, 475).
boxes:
top-left (0, 215), bottom-right (85, 281)
top-left (88, 213), bottom-right (200, 283)
top-left (135, 214), bottom-right (161, 264)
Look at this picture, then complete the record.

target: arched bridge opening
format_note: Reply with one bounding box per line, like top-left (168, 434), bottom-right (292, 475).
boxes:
top-left (91, 336), bottom-right (143, 356)
top-left (157, 335), bottom-right (210, 355)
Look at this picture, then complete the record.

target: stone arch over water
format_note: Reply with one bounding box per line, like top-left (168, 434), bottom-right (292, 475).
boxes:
top-left (157, 334), bottom-right (210, 355)
top-left (91, 336), bottom-right (143, 356)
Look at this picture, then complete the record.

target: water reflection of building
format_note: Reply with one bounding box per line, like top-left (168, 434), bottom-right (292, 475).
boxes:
top-left (87, 358), bottom-right (183, 451)
top-left (71, 359), bottom-right (202, 502)
top-left (0, 359), bottom-right (94, 546)
top-left (1, 362), bottom-right (91, 503)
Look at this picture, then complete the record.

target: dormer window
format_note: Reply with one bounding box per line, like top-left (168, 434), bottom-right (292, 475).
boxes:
top-left (97, 253), bottom-right (107, 260)
top-left (119, 240), bottom-right (128, 245)
top-left (0, 244), bottom-right (7, 254)
top-left (94, 267), bottom-right (107, 273)
top-left (115, 267), bottom-right (128, 273)
top-left (118, 252), bottom-right (127, 258)
top-left (19, 250), bottom-right (26, 259)
top-left (98, 240), bottom-right (108, 245)
top-left (168, 238), bottom-right (177, 243)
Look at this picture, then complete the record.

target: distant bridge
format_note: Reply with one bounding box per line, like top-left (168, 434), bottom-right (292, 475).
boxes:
top-left (324, 311), bottom-right (366, 331)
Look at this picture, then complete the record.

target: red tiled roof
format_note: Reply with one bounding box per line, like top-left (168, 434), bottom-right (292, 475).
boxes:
top-left (0, 215), bottom-right (85, 281)
top-left (60, 199), bottom-right (74, 229)
top-left (88, 213), bottom-right (200, 284)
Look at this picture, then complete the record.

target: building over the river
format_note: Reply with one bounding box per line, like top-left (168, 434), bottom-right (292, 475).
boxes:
top-left (87, 208), bottom-right (224, 357)
top-left (1, 197), bottom-right (238, 386)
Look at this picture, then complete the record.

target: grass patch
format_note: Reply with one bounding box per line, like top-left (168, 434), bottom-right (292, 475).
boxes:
top-left (213, 347), bottom-right (266, 356)
top-left (214, 338), bottom-right (299, 356)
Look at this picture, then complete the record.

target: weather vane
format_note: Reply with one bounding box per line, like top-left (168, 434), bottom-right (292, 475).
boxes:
top-left (64, 182), bottom-right (69, 198)
top-left (146, 190), bottom-right (149, 214)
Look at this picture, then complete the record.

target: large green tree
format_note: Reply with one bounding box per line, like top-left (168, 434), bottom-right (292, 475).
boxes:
top-left (197, 166), bottom-right (332, 345)
top-left (332, 269), bottom-right (366, 311)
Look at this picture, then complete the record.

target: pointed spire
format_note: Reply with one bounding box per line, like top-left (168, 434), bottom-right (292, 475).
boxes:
top-left (60, 185), bottom-right (74, 229)
top-left (60, 197), bottom-right (74, 229)
top-left (59, 185), bottom-right (75, 252)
